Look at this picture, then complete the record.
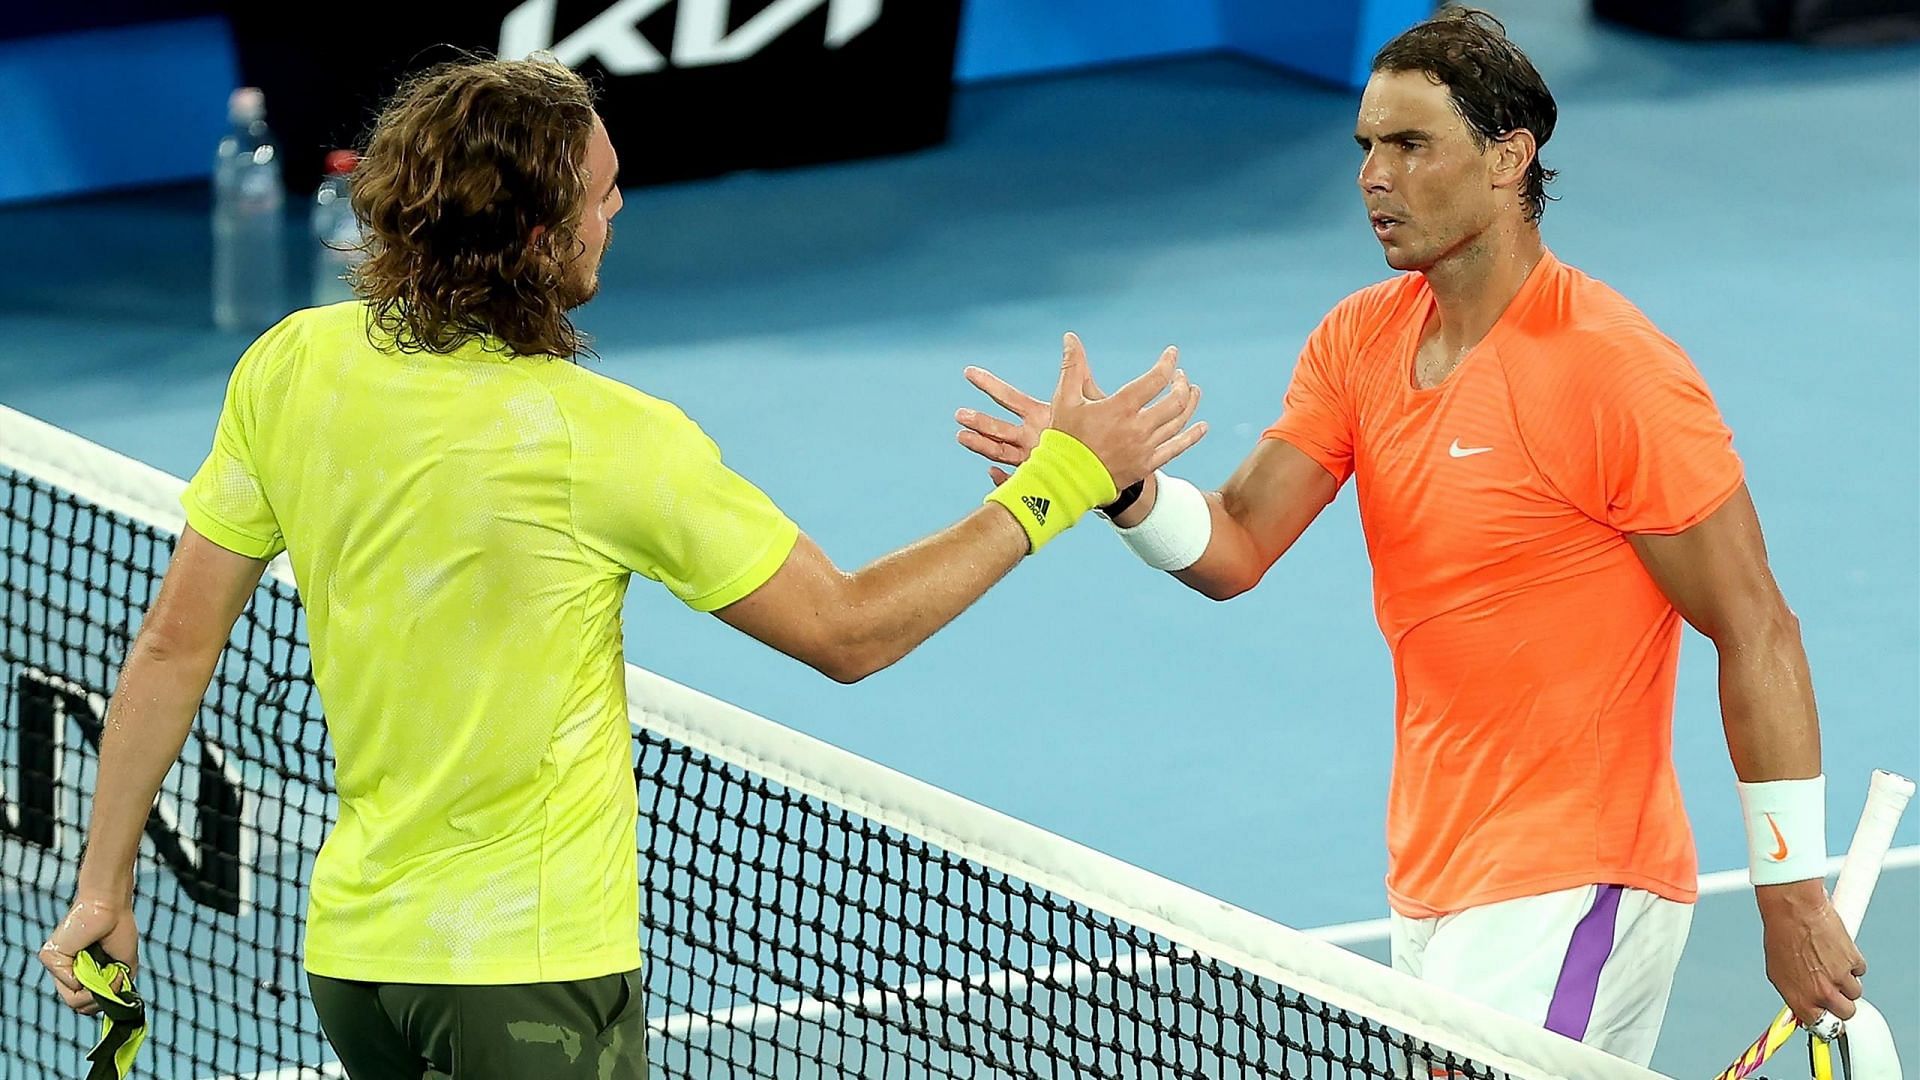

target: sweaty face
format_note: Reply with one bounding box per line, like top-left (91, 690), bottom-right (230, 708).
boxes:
top-left (1353, 71), bottom-right (1504, 272)
top-left (560, 114), bottom-right (623, 310)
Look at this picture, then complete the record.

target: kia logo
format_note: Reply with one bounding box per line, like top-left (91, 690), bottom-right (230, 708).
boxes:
top-left (501, 0), bottom-right (885, 74)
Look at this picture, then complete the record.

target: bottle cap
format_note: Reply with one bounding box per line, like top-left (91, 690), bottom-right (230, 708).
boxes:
top-left (228, 87), bottom-right (266, 124)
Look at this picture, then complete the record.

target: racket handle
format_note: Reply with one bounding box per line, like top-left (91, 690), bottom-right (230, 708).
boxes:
top-left (1805, 769), bottom-right (1914, 1043)
top-left (1830, 770), bottom-right (1915, 936)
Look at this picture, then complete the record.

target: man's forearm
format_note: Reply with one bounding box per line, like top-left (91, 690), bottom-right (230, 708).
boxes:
top-left (1170, 493), bottom-right (1278, 600)
top-left (75, 639), bottom-right (221, 900)
top-left (1110, 443), bottom-right (1339, 601)
top-left (833, 505), bottom-right (1029, 678)
top-left (1108, 474), bottom-right (1263, 599)
top-left (1717, 612), bottom-right (1822, 783)
top-left (1726, 616), bottom-right (1865, 1026)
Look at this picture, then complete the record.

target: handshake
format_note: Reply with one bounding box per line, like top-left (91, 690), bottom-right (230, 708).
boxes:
top-left (953, 332), bottom-right (1207, 552)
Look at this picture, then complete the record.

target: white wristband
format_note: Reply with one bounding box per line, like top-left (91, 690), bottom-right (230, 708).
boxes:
top-left (1738, 775), bottom-right (1827, 886)
top-left (1111, 472), bottom-right (1212, 572)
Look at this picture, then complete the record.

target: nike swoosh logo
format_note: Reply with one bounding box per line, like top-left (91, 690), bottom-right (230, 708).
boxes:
top-left (1764, 813), bottom-right (1789, 861)
top-left (1447, 439), bottom-right (1493, 458)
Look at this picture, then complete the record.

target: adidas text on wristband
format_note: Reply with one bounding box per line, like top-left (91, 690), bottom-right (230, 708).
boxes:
top-left (984, 429), bottom-right (1119, 554)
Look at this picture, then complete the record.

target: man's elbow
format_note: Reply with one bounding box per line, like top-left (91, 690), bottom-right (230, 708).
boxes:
top-left (1707, 595), bottom-right (1802, 652)
top-left (814, 640), bottom-right (902, 685)
top-left (1179, 562), bottom-right (1260, 603)
top-left (800, 618), bottom-right (894, 685)
top-left (132, 620), bottom-right (224, 669)
top-left (1196, 574), bottom-right (1257, 602)
top-left (815, 650), bottom-right (879, 685)
top-left (1757, 602), bottom-right (1803, 649)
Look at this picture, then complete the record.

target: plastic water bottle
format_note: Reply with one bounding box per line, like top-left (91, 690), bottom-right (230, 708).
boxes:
top-left (311, 150), bottom-right (364, 307)
top-left (212, 87), bottom-right (287, 332)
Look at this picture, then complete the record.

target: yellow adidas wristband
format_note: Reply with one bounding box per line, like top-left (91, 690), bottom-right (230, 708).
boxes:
top-left (985, 429), bottom-right (1119, 554)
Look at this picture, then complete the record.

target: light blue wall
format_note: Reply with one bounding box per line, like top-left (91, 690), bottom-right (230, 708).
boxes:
top-left (955, 0), bottom-right (1224, 82)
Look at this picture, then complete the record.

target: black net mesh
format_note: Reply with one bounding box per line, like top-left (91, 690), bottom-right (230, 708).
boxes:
top-left (3, 464), bottom-right (1522, 1080)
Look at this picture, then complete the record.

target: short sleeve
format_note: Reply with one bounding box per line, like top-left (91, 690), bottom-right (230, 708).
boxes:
top-left (182, 329), bottom-right (288, 560)
top-left (1523, 335), bottom-right (1744, 535)
top-left (1262, 305), bottom-right (1361, 486)
top-left (572, 399), bottom-right (798, 612)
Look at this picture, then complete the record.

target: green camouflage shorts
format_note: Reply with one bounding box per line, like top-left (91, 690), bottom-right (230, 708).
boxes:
top-left (308, 968), bottom-right (647, 1079)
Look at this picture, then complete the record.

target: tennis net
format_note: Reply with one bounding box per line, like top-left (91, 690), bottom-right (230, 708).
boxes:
top-left (0, 402), bottom-right (1669, 1080)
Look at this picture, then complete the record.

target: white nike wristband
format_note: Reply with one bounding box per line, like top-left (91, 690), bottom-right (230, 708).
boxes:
top-left (1111, 472), bottom-right (1212, 572)
top-left (1737, 775), bottom-right (1827, 886)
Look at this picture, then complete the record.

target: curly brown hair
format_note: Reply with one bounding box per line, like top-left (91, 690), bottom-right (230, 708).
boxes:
top-left (1372, 6), bottom-right (1559, 223)
top-left (349, 58), bottom-right (598, 358)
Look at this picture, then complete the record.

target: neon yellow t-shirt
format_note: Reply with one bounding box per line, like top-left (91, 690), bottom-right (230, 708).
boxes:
top-left (182, 303), bottom-right (797, 983)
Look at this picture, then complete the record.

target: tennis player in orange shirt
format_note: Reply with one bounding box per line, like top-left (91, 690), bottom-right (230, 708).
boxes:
top-left (954, 6), bottom-right (1866, 1065)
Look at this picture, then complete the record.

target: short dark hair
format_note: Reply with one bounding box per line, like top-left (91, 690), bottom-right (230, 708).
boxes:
top-left (1372, 6), bottom-right (1559, 222)
top-left (352, 58), bottom-right (599, 358)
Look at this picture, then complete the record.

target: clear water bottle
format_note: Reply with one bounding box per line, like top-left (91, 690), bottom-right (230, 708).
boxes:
top-left (212, 87), bottom-right (287, 332)
top-left (311, 150), bottom-right (364, 307)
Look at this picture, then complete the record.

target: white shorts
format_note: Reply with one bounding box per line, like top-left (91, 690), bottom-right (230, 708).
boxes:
top-left (1391, 884), bottom-right (1694, 1066)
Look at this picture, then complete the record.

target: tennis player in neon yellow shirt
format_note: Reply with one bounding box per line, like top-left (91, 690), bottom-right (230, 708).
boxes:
top-left (38, 59), bottom-right (1205, 1079)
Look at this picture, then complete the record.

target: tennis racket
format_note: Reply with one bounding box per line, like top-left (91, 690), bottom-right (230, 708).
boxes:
top-left (1712, 769), bottom-right (1913, 1080)
top-left (1805, 997), bottom-right (1902, 1080)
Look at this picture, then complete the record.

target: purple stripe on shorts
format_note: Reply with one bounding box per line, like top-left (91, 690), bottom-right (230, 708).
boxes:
top-left (1544, 884), bottom-right (1624, 1041)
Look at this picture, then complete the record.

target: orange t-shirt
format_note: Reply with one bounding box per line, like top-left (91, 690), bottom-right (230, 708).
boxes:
top-left (1265, 251), bottom-right (1743, 918)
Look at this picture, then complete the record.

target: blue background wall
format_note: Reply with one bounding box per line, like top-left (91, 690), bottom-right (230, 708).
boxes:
top-left (0, 0), bottom-right (1432, 204)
